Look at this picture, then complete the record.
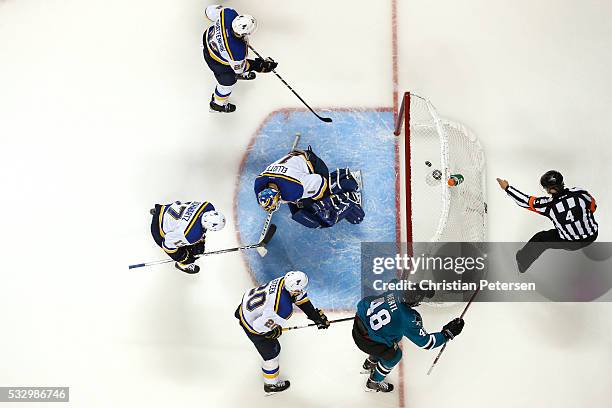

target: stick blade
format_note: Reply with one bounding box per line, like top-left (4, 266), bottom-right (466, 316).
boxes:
top-left (321, 117), bottom-right (333, 123)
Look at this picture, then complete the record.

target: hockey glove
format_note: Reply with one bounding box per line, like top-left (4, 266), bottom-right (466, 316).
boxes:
top-left (264, 325), bottom-right (283, 339)
top-left (250, 57), bottom-right (278, 73)
top-left (236, 71), bottom-right (256, 80)
top-left (442, 318), bottom-right (465, 340)
top-left (311, 309), bottom-right (330, 329)
top-left (191, 241), bottom-right (206, 256)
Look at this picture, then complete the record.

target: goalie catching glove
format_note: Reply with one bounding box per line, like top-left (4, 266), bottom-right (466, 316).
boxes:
top-left (249, 57), bottom-right (278, 73)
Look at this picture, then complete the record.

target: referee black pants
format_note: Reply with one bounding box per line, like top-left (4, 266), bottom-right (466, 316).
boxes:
top-left (516, 229), bottom-right (598, 273)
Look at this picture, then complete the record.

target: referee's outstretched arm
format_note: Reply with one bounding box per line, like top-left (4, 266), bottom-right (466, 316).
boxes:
top-left (496, 178), bottom-right (549, 215)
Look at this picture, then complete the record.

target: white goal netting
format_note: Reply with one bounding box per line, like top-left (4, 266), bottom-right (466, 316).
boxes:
top-left (403, 93), bottom-right (487, 243)
top-left (396, 92), bottom-right (487, 306)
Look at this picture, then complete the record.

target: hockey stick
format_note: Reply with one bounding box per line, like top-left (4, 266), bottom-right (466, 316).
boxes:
top-left (426, 288), bottom-right (480, 375)
top-left (255, 132), bottom-right (302, 257)
top-left (282, 316), bottom-right (354, 332)
top-left (247, 45), bottom-right (332, 123)
top-left (128, 224), bottom-right (277, 269)
top-left (255, 209), bottom-right (276, 257)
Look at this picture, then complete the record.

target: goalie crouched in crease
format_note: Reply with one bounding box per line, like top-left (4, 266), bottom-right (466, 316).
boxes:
top-left (150, 200), bottom-right (226, 274)
top-left (254, 145), bottom-right (365, 228)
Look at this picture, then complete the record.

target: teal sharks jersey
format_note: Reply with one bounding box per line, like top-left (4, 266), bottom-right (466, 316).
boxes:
top-left (356, 291), bottom-right (446, 350)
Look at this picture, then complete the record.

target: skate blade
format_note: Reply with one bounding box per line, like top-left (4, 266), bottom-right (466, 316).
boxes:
top-left (264, 388), bottom-right (289, 397)
top-left (360, 368), bottom-right (374, 375)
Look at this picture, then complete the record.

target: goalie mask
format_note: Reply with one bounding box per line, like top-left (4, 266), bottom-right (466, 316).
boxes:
top-left (257, 187), bottom-right (280, 212)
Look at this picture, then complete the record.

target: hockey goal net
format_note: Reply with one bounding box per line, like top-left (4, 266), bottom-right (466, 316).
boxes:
top-left (395, 92), bottom-right (486, 243)
top-left (395, 92), bottom-right (486, 304)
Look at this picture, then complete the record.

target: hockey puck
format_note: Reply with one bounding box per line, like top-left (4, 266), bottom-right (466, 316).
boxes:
top-left (425, 161), bottom-right (432, 167)
top-left (432, 169), bottom-right (442, 180)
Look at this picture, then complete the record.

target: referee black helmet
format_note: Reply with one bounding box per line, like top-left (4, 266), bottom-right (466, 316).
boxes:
top-left (540, 170), bottom-right (564, 192)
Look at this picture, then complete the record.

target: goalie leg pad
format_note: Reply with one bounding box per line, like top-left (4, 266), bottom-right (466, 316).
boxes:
top-left (329, 168), bottom-right (359, 194)
top-left (344, 204), bottom-right (365, 224)
top-left (292, 209), bottom-right (323, 229)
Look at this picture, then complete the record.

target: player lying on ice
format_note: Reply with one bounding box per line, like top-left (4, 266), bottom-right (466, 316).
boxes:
top-left (254, 146), bottom-right (365, 228)
top-left (235, 271), bottom-right (330, 394)
top-left (150, 200), bottom-right (225, 274)
top-left (203, 4), bottom-right (278, 113)
top-left (353, 287), bottom-right (465, 393)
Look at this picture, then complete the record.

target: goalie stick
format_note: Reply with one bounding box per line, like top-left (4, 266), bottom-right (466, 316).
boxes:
top-left (128, 224), bottom-right (277, 269)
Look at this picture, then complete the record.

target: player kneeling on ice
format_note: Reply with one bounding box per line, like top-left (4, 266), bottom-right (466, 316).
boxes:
top-left (203, 4), bottom-right (277, 113)
top-left (150, 201), bottom-right (225, 274)
top-left (254, 146), bottom-right (365, 228)
top-left (353, 288), bottom-right (464, 393)
top-left (235, 271), bottom-right (330, 394)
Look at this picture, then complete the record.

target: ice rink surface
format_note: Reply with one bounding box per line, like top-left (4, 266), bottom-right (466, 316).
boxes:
top-left (1, 0), bottom-right (611, 407)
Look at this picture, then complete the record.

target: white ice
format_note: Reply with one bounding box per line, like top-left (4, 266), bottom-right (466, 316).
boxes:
top-left (0, 0), bottom-right (610, 407)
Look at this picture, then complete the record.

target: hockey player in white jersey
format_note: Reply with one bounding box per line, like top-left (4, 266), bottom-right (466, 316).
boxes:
top-left (254, 146), bottom-right (365, 228)
top-left (234, 271), bottom-right (330, 394)
top-left (150, 201), bottom-right (225, 274)
top-left (203, 4), bottom-right (278, 113)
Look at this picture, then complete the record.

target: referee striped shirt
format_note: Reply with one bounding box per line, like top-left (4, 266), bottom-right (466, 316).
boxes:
top-left (505, 185), bottom-right (598, 241)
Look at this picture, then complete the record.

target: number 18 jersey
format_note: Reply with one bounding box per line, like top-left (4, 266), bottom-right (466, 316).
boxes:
top-left (356, 291), bottom-right (446, 350)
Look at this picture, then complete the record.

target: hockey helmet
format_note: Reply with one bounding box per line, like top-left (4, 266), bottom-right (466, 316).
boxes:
top-left (284, 271), bottom-right (308, 296)
top-left (232, 14), bottom-right (258, 37)
top-left (201, 210), bottom-right (226, 231)
top-left (540, 170), bottom-right (564, 192)
top-left (257, 187), bottom-right (280, 212)
top-left (401, 286), bottom-right (435, 307)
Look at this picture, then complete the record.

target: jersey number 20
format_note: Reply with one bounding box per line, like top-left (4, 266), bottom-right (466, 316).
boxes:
top-left (246, 285), bottom-right (267, 311)
top-left (366, 298), bottom-right (391, 331)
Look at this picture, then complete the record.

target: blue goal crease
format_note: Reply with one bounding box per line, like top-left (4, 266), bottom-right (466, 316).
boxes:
top-left (236, 110), bottom-right (397, 310)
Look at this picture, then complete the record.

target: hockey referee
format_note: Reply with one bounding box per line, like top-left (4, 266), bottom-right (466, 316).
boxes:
top-left (497, 170), bottom-right (598, 273)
